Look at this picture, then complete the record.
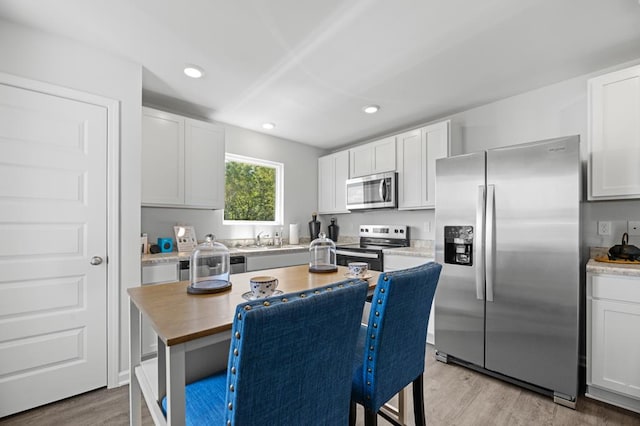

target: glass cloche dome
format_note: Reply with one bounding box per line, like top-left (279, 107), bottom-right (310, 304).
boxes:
top-left (187, 234), bottom-right (232, 294)
top-left (309, 232), bottom-right (337, 273)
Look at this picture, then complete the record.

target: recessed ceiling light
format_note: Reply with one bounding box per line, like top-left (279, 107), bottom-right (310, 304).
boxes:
top-left (184, 65), bottom-right (204, 79)
top-left (363, 105), bottom-right (380, 114)
top-left (262, 122), bottom-right (276, 130)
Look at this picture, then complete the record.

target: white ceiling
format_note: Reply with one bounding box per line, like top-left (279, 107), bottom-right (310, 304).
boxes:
top-left (2, 0), bottom-right (640, 149)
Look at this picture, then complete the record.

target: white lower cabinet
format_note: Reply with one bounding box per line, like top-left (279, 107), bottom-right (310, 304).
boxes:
top-left (246, 252), bottom-right (308, 272)
top-left (587, 272), bottom-right (640, 413)
top-left (141, 262), bottom-right (178, 357)
top-left (384, 253), bottom-right (436, 345)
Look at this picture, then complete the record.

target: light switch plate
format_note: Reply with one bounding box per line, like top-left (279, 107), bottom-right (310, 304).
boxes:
top-left (629, 221), bottom-right (640, 236)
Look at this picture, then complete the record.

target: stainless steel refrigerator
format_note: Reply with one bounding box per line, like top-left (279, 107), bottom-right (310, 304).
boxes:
top-left (434, 135), bottom-right (580, 408)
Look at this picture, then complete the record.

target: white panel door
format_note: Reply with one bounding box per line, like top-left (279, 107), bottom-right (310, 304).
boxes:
top-left (0, 83), bottom-right (108, 416)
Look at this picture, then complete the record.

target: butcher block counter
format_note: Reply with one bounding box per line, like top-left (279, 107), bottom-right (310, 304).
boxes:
top-left (129, 265), bottom-right (379, 346)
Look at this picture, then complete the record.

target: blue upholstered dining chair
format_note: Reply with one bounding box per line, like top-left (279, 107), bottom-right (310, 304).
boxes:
top-left (161, 279), bottom-right (368, 425)
top-left (349, 262), bottom-right (442, 426)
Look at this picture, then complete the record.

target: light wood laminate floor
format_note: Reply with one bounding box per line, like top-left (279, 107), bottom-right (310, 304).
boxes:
top-left (2, 346), bottom-right (639, 425)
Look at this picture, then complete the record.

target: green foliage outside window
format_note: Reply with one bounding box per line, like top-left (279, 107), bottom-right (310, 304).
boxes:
top-left (225, 160), bottom-right (276, 221)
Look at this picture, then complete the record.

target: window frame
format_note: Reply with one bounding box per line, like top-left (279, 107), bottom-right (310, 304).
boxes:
top-left (223, 153), bottom-right (284, 226)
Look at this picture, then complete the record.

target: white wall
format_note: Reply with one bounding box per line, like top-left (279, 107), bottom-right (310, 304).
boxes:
top-left (322, 59), bottom-right (640, 255)
top-left (0, 19), bottom-right (142, 381)
top-left (141, 119), bottom-right (324, 243)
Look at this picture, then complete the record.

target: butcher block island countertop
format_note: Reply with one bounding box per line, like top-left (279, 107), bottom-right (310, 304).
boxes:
top-left (128, 264), bottom-right (380, 346)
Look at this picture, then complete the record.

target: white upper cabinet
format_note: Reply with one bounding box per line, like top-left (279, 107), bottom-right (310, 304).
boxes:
top-left (397, 120), bottom-right (449, 209)
top-left (184, 118), bottom-right (225, 208)
top-left (349, 136), bottom-right (396, 178)
top-left (318, 150), bottom-right (350, 214)
top-left (588, 64), bottom-right (640, 200)
top-left (142, 107), bottom-right (225, 209)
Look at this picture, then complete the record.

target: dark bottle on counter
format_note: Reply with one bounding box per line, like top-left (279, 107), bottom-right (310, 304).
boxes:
top-left (308, 212), bottom-right (321, 240)
top-left (328, 217), bottom-right (339, 242)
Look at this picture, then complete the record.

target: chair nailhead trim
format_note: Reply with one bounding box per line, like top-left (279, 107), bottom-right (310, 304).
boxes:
top-left (244, 305), bottom-right (251, 311)
top-left (373, 323), bottom-right (377, 328)
top-left (339, 284), bottom-right (344, 288)
top-left (367, 381), bottom-right (371, 385)
top-left (368, 356), bottom-right (372, 360)
top-left (375, 311), bottom-right (379, 316)
top-left (235, 331), bottom-right (240, 339)
top-left (367, 368), bottom-right (372, 372)
top-left (314, 290), bottom-right (320, 294)
top-left (263, 301), bottom-right (270, 306)
top-left (237, 313), bottom-right (242, 320)
top-left (234, 349), bottom-right (238, 356)
top-left (230, 384), bottom-right (234, 392)
top-left (228, 402), bottom-right (233, 410)
top-left (383, 276), bottom-right (388, 281)
top-left (380, 288), bottom-right (385, 293)
top-left (369, 346), bottom-right (374, 350)
top-left (231, 367), bottom-right (236, 374)
top-left (377, 299), bottom-right (382, 304)
top-left (227, 421), bottom-right (231, 426)
top-left (370, 334), bottom-right (375, 339)
top-left (300, 293), bottom-right (306, 298)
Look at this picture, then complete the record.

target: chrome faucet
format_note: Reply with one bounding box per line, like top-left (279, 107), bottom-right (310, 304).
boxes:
top-left (255, 231), bottom-right (267, 246)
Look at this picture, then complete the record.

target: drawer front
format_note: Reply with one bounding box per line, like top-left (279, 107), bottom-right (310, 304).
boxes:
top-left (142, 263), bottom-right (179, 284)
top-left (384, 254), bottom-right (432, 271)
top-left (591, 274), bottom-right (640, 304)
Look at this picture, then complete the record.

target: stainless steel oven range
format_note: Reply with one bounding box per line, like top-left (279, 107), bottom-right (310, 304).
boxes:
top-left (335, 225), bottom-right (409, 272)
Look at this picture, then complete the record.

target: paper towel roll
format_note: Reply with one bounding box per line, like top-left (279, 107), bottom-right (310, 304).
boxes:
top-left (289, 224), bottom-right (299, 245)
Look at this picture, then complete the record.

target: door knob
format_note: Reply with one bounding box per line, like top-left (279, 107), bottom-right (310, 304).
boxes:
top-left (90, 256), bottom-right (103, 266)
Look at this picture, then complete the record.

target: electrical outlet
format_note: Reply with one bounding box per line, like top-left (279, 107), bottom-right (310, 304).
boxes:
top-left (629, 221), bottom-right (640, 236)
top-left (598, 221), bottom-right (611, 236)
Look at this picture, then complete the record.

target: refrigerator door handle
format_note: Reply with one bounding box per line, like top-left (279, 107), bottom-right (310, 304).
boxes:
top-left (486, 184), bottom-right (495, 302)
top-left (475, 185), bottom-right (485, 300)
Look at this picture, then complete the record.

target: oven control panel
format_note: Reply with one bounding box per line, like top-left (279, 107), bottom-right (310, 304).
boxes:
top-left (359, 225), bottom-right (407, 238)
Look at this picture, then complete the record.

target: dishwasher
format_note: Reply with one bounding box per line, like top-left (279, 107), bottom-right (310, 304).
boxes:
top-left (179, 255), bottom-right (246, 280)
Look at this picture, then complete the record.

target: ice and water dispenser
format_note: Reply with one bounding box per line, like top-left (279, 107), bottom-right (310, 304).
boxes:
top-left (444, 226), bottom-right (473, 266)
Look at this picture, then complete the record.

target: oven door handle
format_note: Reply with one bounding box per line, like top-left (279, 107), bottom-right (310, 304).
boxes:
top-left (335, 250), bottom-right (379, 259)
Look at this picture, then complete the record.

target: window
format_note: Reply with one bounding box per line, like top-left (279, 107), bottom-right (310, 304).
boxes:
top-left (224, 153), bottom-right (283, 225)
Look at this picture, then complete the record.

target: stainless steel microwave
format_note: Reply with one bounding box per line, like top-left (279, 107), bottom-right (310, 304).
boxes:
top-left (346, 172), bottom-right (397, 210)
